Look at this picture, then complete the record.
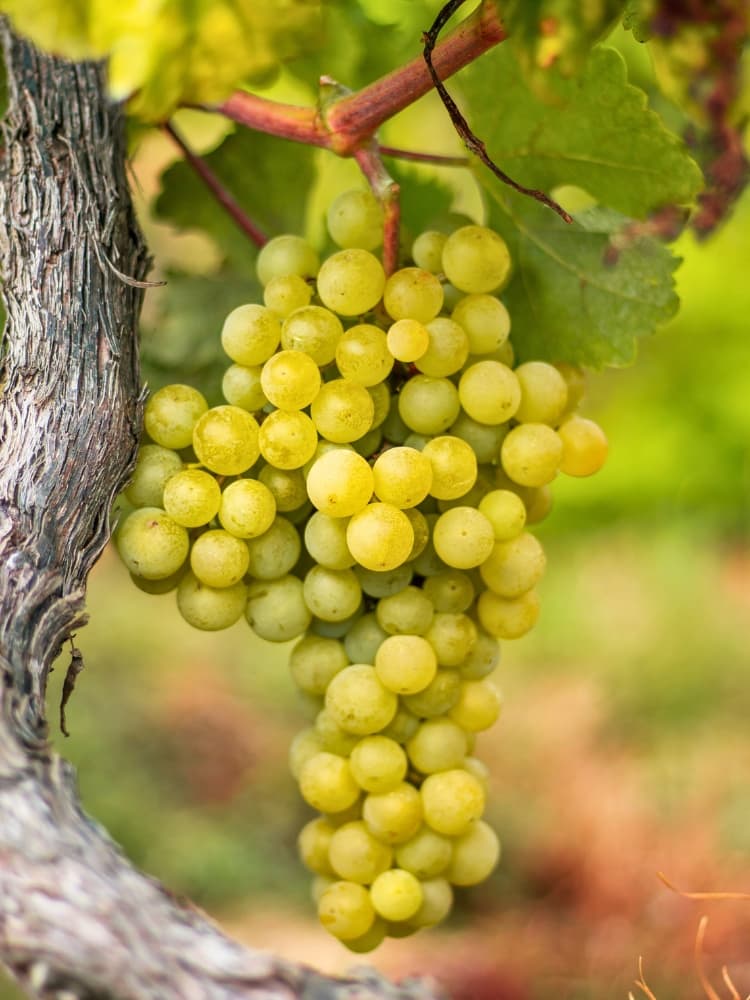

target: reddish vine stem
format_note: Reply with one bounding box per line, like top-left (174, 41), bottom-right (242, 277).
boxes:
top-left (378, 145), bottom-right (469, 166)
top-left (423, 0), bottom-right (573, 224)
top-left (353, 145), bottom-right (401, 276)
top-left (162, 121), bottom-right (267, 247)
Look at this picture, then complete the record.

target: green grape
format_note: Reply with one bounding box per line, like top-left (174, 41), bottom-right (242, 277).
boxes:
top-left (288, 728), bottom-right (326, 780)
top-left (190, 529), bottom-right (249, 588)
top-left (263, 273), bottom-right (313, 318)
top-left (256, 234), bottom-right (320, 286)
top-left (477, 588), bottom-right (540, 639)
top-left (303, 565), bottom-right (362, 622)
top-left (410, 513), bottom-right (448, 579)
top-left (260, 349), bottom-right (321, 410)
top-left (354, 563), bottom-right (413, 599)
top-left (362, 782), bottom-right (423, 844)
top-left (306, 449), bottom-right (374, 517)
top-left (380, 706), bottom-right (420, 744)
top-left (463, 755), bottom-right (491, 791)
top-left (555, 361), bottom-right (587, 412)
top-left (298, 817), bottom-right (336, 877)
top-left (257, 464), bottom-right (307, 513)
top-left (458, 360), bottom-right (521, 425)
top-left (421, 768), bottom-right (485, 836)
top-left (446, 820), bottom-right (501, 886)
top-left (435, 466), bottom-right (494, 514)
top-left (335, 324), bottom-right (394, 387)
top-left (374, 634), bottom-right (437, 695)
top-left (382, 395), bottom-right (411, 444)
top-left (221, 364), bottom-right (267, 412)
top-left (524, 484), bottom-right (554, 524)
top-left (129, 567), bottom-right (185, 595)
top-left (218, 478), bottom-right (276, 538)
top-left (513, 361), bottom-right (569, 425)
top-left (441, 225), bottom-right (511, 294)
top-left (478, 489), bottom-right (527, 541)
top-left (221, 304), bottom-right (281, 366)
top-left (346, 502), bottom-right (414, 572)
top-left (315, 710), bottom-right (360, 756)
top-left (349, 736), bottom-right (408, 794)
top-left (117, 507), bottom-right (189, 580)
top-left (426, 612), bottom-right (477, 666)
top-left (370, 869), bottom-right (423, 922)
top-left (395, 828), bottom-right (452, 879)
top-left (376, 585), bottom-right (434, 636)
top-left (459, 630), bottom-right (501, 680)
top-left (408, 877), bottom-right (453, 928)
top-left (415, 317), bottom-right (469, 377)
top-left (449, 679), bottom-right (502, 732)
top-left (432, 507), bottom-right (495, 570)
top-left (402, 669), bottom-right (461, 718)
top-left (451, 294), bottom-right (511, 354)
top-left (246, 575), bottom-right (311, 641)
top-left (344, 613), bottom-right (388, 664)
top-left (289, 635), bottom-right (350, 696)
top-left (367, 381), bottom-right (391, 429)
top-left (192, 406), bottom-right (260, 476)
top-left (304, 512), bottom-right (355, 570)
top-left (311, 603), bottom-right (365, 640)
top-left (325, 664), bottom-right (398, 735)
top-left (162, 468), bottom-right (221, 528)
top-left (407, 718), bottom-right (468, 774)
top-left (449, 411), bottom-right (507, 465)
top-left (422, 570), bottom-right (475, 614)
top-left (286, 499), bottom-right (315, 526)
top-left (386, 318), bottom-right (429, 363)
top-left (404, 508), bottom-right (430, 561)
top-left (501, 423), bottom-right (563, 487)
top-left (310, 378), bottom-right (375, 444)
top-left (344, 918), bottom-right (388, 953)
top-left (327, 188), bottom-right (384, 250)
top-left (176, 572), bottom-right (247, 631)
top-left (317, 881), bottom-right (375, 941)
top-left (245, 515), bottom-right (301, 579)
top-left (479, 532), bottom-right (546, 598)
top-left (316, 249), bottom-right (386, 317)
top-left (258, 409), bottom-right (318, 470)
top-left (411, 230), bottom-right (447, 273)
top-left (351, 426), bottom-right (382, 459)
top-left (298, 752), bottom-right (360, 814)
top-left (383, 267), bottom-right (444, 323)
top-left (422, 436), bottom-right (477, 501)
top-left (557, 416), bottom-right (608, 476)
top-left (371, 446), bottom-right (432, 509)
top-left (144, 384), bottom-right (208, 450)
top-left (281, 305), bottom-right (344, 366)
top-left (328, 821), bottom-right (393, 884)
top-left (125, 445), bottom-right (183, 508)
top-left (397, 375), bottom-right (460, 436)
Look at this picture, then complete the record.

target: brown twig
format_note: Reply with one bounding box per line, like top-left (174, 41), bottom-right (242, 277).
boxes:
top-left (422, 0), bottom-right (573, 224)
top-left (162, 121), bottom-right (267, 248)
top-left (378, 145), bottom-right (469, 166)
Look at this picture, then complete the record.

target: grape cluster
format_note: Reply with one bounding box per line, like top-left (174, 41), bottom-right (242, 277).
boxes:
top-left (115, 188), bottom-right (608, 949)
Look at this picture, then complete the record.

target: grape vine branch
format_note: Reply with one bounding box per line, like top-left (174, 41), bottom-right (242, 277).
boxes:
top-left (0, 20), bottom-right (445, 1000)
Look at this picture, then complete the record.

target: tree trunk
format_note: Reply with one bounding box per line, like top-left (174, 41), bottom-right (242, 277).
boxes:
top-left (0, 25), bottom-right (445, 1000)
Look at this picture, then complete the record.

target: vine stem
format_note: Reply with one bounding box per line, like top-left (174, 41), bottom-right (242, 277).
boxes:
top-left (353, 145), bottom-right (401, 276)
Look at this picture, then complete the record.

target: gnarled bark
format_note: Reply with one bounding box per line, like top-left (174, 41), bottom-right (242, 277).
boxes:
top-left (0, 25), bottom-right (444, 1000)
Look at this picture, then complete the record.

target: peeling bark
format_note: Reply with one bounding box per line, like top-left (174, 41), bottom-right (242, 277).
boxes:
top-left (0, 26), bottom-right (445, 1000)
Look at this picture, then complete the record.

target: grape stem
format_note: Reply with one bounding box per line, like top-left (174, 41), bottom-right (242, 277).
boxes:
top-left (353, 144), bottom-right (401, 277)
top-left (378, 146), bottom-right (470, 167)
top-left (162, 121), bottom-right (268, 247)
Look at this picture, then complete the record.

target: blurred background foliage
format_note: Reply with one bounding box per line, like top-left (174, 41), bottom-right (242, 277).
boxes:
top-left (1, 8), bottom-right (750, 1000)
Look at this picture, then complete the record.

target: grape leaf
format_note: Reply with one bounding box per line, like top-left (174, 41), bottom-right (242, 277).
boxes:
top-left (155, 130), bottom-right (317, 270)
top-left (487, 188), bottom-right (680, 367)
top-left (2, 0), bottom-right (322, 120)
top-left (461, 44), bottom-right (702, 218)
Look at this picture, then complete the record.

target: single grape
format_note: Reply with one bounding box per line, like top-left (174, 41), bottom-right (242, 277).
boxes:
top-left (162, 468), bottom-right (221, 528)
top-left (221, 304), bottom-right (281, 366)
top-left (446, 820), bottom-right (501, 886)
top-left (355, 563), bottom-right (413, 599)
top-left (441, 225), bottom-right (511, 294)
top-left (260, 350), bottom-right (321, 410)
top-left (420, 768), bottom-right (486, 836)
top-left (479, 532), bottom-right (547, 598)
top-left (383, 267), bottom-right (444, 323)
top-left (289, 635), bottom-right (350, 696)
top-left (256, 234), bottom-right (319, 286)
top-left (411, 230), bottom-right (447, 273)
top-left (401, 669), bottom-right (461, 717)
top-left (335, 324), bottom-right (394, 387)
top-left (144, 385), bottom-right (208, 450)
top-left (263, 273), bottom-right (313, 318)
top-left (245, 515), bottom-right (301, 579)
top-left (310, 378), bottom-right (375, 444)
top-left (449, 410), bottom-right (507, 465)
top-left (374, 634), bottom-right (438, 695)
top-left (458, 360), bottom-right (521, 425)
top-left (555, 361), bottom-right (587, 412)
top-left (478, 489), bottom-right (527, 540)
top-left (386, 318), bottom-right (429, 363)
top-left (407, 718), bottom-right (468, 774)
top-left (258, 409), bottom-right (318, 470)
top-left (303, 565), bottom-right (362, 622)
top-left (125, 445), bottom-right (183, 509)
top-left (190, 529), bottom-right (249, 588)
top-left (432, 507), bottom-right (495, 569)
top-left (318, 881), bottom-right (375, 941)
top-left (422, 570), bottom-right (475, 614)
top-left (327, 188), bottom-right (384, 250)
top-left (298, 817), bottom-right (336, 877)
top-left (246, 575), bottom-right (312, 641)
top-left (415, 317), bottom-right (469, 377)
top-left (288, 728), bottom-right (326, 780)
top-left (325, 664), bottom-right (398, 735)
top-left (192, 406), bottom-right (260, 476)
top-left (449, 679), bottom-right (503, 732)
top-left (370, 869), bottom-right (423, 922)
top-left (501, 423), bottom-right (563, 487)
top-left (349, 736), bottom-right (408, 794)
top-left (257, 464), bottom-right (307, 513)
top-left (514, 361), bottom-right (569, 425)
top-left (306, 448), bottom-right (374, 517)
top-left (451, 294), bottom-right (511, 354)
top-left (458, 630), bottom-right (501, 680)
top-left (557, 415), bottom-right (608, 476)
top-left (362, 782), bottom-right (423, 845)
top-left (315, 709), bottom-right (360, 757)
top-left (218, 478), bottom-right (276, 539)
top-left (304, 512), bottom-right (355, 570)
top-left (346, 502), bottom-right (414, 572)
top-left (176, 572), bottom-right (247, 630)
top-left (316, 249), bottom-right (386, 316)
top-left (398, 375), bottom-right (460, 436)
top-left (395, 827), bottom-right (452, 880)
top-left (422, 436), bottom-right (477, 501)
top-left (476, 588), bottom-right (540, 639)
top-left (328, 821), bottom-right (393, 884)
top-left (281, 305), bottom-right (343, 365)
top-left (376, 585), bottom-right (434, 636)
top-left (298, 752), bottom-right (360, 814)
top-left (367, 381), bottom-right (391, 429)
top-left (129, 567), bottom-right (185, 595)
top-left (117, 507), bottom-right (189, 580)
top-left (408, 877), bottom-right (453, 928)
top-left (221, 364), bottom-right (267, 412)
top-left (343, 613), bottom-right (388, 664)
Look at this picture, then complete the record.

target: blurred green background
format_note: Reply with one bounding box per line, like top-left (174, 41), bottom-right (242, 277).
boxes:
top-left (2, 36), bottom-right (750, 1000)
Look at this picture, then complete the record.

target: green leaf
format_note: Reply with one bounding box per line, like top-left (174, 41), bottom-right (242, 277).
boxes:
top-left (155, 129), bottom-right (317, 270)
top-left (487, 188), bottom-right (680, 367)
top-left (462, 44), bottom-right (702, 218)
